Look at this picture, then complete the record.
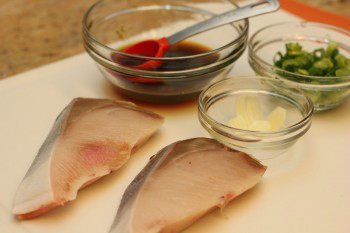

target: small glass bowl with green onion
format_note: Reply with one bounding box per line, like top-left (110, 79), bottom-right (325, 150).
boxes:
top-left (248, 21), bottom-right (350, 112)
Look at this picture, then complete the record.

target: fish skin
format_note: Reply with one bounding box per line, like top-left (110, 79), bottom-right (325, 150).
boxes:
top-left (12, 98), bottom-right (164, 219)
top-left (109, 138), bottom-right (266, 233)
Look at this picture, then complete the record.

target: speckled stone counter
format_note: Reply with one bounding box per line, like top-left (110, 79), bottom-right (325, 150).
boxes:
top-left (0, 0), bottom-right (349, 79)
top-left (0, 0), bottom-right (96, 79)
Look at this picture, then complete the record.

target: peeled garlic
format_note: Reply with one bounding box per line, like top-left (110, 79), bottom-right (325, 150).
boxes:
top-left (235, 95), bottom-right (246, 117)
top-left (245, 96), bottom-right (262, 124)
top-left (268, 106), bottom-right (287, 131)
top-left (235, 95), bottom-right (261, 125)
top-left (229, 95), bottom-right (287, 132)
top-left (248, 120), bottom-right (272, 131)
top-left (228, 115), bottom-right (250, 130)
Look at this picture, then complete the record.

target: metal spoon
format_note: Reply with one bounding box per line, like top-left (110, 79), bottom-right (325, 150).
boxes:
top-left (123, 0), bottom-right (280, 69)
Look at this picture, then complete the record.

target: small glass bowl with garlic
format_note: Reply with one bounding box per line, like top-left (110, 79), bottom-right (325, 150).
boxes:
top-left (198, 76), bottom-right (314, 160)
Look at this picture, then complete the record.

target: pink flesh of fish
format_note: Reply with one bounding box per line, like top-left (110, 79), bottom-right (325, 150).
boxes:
top-left (109, 138), bottom-right (266, 233)
top-left (12, 98), bottom-right (163, 219)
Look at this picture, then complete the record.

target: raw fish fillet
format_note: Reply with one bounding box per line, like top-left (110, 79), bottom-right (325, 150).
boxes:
top-left (109, 138), bottom-right (266, 233)
top-left (12, 98), bottom-right (164, 219)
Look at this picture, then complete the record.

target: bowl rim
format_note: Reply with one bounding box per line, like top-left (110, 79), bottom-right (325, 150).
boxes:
top-left (82, 0), bottom-right (249, 60)
top-left (248, 21), bottom-right (350, 81)
top-left (198, 75), bottom-right (314, 136)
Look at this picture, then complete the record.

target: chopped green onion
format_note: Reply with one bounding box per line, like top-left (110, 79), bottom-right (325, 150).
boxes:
top-left (274, 42), bottom-right (350, 107)
top-left (336, 68), bottom-right (350, 76)
top-left (274, 42), bottom-right (350, 77)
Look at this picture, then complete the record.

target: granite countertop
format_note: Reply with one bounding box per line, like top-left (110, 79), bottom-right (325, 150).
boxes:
top-left (0, 0), bottom-right (349, 79)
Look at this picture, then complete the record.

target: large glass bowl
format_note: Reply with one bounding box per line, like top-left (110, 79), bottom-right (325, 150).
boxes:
top-left (83, 0), bottom-right (248, 103)
top-left (198, 76), bottom-right (314, 160)
top-left (248, 21), bottom-right (350, 112)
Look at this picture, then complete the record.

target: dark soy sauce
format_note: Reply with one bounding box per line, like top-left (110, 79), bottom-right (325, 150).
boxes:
top-left (116, 40), bottom-right (219, 71)
top-left (110, 40), bottom-right (222, 103)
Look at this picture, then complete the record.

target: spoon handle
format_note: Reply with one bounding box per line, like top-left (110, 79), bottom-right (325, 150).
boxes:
top-left (167, 0), bottom-right (280, 45)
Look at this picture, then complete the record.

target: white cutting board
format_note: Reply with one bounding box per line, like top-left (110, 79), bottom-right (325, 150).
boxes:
top-left (0, 10), bottom-right (349, 233)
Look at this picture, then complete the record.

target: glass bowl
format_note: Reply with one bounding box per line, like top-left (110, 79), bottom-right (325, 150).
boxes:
top-left (82, 0), bottom-right (248, 103)
top-left (248, 21), bottom-right (350, 112)
top-left (198, 76), bottom-right (314, 160)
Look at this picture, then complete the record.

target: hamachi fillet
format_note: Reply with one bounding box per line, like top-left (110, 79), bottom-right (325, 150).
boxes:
top-left (12, 98), bottom-right (164, 219)
top-left (109, 138), bottom-right (266, 233)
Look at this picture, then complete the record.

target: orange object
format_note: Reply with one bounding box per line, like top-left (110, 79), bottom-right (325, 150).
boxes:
top-left (280, 0), bottom-right (350, 31)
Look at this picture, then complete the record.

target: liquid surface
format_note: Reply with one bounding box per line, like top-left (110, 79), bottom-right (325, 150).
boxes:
top-left (116, 40), bottom-right (219, 71)
top-left (165, 41), bottom-right (213, 56)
